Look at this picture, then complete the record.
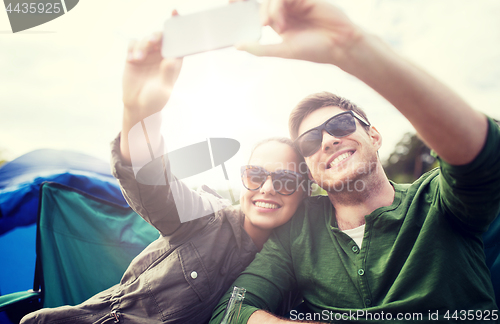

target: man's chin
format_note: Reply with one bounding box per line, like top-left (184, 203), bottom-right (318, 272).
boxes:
top-left (314, 175), bottom-right (366, 194)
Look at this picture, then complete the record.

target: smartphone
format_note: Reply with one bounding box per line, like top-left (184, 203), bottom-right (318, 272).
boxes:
top-left (162, 1), bottom-right (261, 58)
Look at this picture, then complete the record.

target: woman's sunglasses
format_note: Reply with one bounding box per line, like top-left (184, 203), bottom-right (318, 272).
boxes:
top-left (240, 165), bottom-right (305, 196)
top-left (294, 110), bottom-right (370, 157)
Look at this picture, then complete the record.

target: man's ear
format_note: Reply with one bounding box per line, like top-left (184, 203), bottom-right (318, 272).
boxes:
top-left (369, 126), bottom-right (382, 150)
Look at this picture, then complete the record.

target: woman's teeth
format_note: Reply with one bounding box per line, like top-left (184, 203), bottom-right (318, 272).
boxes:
top-left (254, 201), bottom-right (279, 209)
top-left (330, 152), bottom-right (353, 167)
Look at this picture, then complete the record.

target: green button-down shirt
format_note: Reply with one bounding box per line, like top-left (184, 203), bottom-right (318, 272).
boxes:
top-left (210, 118), bottom-right (500, 323)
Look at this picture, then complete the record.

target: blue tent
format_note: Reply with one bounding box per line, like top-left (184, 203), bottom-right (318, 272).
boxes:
top-left (0, 149), bottom-right (127, 235)
top-left (0, 149), bottom-right (128, 300)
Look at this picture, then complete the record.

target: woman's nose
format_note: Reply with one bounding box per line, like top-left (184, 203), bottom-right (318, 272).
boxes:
top-left (260, 176), bottom-right (276, 195)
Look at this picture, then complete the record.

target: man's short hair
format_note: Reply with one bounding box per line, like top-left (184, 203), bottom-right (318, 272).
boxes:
top-left (289, 92), bottom-right (371, 140)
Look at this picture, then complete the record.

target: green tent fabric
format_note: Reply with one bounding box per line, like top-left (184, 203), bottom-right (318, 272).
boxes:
top-left (37, 182), bottom-right (159, 308)
top-left (0, 181), bottom-right (160, 322)
top-left (1, 181), bottom-right (160, 322)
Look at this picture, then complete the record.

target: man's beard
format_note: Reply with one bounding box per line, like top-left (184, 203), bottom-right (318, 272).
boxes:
top-left (315, 154), bottom-right (380, 197)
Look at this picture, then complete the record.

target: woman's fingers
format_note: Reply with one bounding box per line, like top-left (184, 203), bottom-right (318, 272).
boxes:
top-left (126, 39), bottom-right (138, 62)
top-left (126, 32), bottom-right (163, 63)
top-left (148, 32), bottom-right (163, 51)
top-left (160, 57), bottom-right (183, 85)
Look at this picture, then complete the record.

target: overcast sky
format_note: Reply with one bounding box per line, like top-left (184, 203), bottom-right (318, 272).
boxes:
top-left (1, 0), bottom-right (499, 196)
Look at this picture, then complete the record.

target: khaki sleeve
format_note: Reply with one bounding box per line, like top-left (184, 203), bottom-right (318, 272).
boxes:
top-left (110, 133), bottom-right (225, 239)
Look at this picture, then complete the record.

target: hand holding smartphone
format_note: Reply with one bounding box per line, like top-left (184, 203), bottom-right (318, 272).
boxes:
top-left (162, 1), bottom-right (261, 58)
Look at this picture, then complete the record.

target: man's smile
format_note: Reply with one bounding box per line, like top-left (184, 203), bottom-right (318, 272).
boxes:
top-left (326, 149), bottom-right (355, 169)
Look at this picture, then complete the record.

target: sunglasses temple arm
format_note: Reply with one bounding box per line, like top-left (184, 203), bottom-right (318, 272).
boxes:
top-left (221, 162), bottom-right (236, 204)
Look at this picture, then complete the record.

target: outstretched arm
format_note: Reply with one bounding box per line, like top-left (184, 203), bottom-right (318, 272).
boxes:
top-left (115, 15), bottom-right (221, 237)
top-left (121, 25), bottom-right (182, 163)
top-left (238, 0), bottom-right (488, 165)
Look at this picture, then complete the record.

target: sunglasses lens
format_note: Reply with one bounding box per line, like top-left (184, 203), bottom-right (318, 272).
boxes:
top-left (242, 167), bottom-right (267, 190)
top-left (296, 129), bottom-right (322, 157)
top-left (272, 171), bottom-right (301, 195)
top-left (242, 166), bottom-right (302, 195)
top-left (296, 113), bottom-right (357, 157)
top-left (325, 113), bottom-right (356, 137)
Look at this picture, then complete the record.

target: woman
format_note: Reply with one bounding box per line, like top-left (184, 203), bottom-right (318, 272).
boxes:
top-left (21, 28), bottom-right (308, 324)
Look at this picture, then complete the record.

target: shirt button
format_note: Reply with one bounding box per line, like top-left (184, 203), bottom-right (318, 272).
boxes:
top-left (365, 299), bottom-right (371, 306)
top-left (352, 245), bottom-right (359, 253)
top-left (190, 271), bottom-right (198, 279)
top-left (358, 269), bottom-right (365, 276)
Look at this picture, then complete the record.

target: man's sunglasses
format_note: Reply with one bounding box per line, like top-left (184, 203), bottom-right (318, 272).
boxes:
top-left (294, 110), bottom-right (370, 157)
top-left (241, 165), bottom-right (305, 196)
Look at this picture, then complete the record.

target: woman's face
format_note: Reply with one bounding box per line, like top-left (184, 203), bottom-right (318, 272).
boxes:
top-left (240, 141), bottom-right (306, 231)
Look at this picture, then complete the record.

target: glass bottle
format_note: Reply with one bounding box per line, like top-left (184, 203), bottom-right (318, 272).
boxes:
top-left (220, 286), bottom-right (246, 324)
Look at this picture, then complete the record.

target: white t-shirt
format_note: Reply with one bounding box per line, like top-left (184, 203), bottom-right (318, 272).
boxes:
top-left (342, 224), bottom-right (366, 248)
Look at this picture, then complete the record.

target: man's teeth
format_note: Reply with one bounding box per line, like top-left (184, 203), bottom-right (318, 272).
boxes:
top-left (330, 152), bottom-right (353, 167)
top-left (254, 201), bottom-right (279, 209)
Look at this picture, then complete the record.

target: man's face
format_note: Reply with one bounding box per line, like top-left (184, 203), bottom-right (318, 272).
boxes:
top-left (297, 106), bottom-right (381, 193)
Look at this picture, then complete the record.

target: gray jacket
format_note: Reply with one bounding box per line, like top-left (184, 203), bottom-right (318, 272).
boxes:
top-left (108, 135), bottom-right (260, 323)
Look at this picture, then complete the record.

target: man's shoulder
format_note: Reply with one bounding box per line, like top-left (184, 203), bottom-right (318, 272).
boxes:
top-left (392, 167), bottom-right (441, 197)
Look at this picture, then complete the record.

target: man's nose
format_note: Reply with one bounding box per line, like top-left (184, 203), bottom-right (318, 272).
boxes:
top-left (320, 130), bottom-right (341, 153)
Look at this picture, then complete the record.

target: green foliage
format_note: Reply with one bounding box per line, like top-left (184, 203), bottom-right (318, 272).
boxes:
top-left (311, 183), bottom-right (327, 196)
top-left (383, 132), bottom-right (437, 183)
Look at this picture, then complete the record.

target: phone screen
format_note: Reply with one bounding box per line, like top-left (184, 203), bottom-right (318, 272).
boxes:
top-left (162, 1), bottom-right (261, 58)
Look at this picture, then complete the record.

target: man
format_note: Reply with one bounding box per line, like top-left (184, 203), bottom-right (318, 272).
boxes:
top-left (209, 0), bottom-right (500, 322)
